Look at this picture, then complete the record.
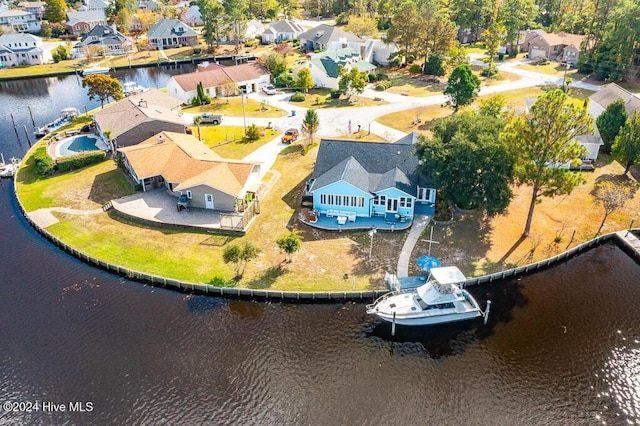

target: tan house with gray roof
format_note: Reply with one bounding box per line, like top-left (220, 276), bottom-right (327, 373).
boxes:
top-left (118, 132), bottom-right (261, 212)
top-left (520, 29), bottom-right (586, 64)
top-left (93, 90), bottom-right (187, 148)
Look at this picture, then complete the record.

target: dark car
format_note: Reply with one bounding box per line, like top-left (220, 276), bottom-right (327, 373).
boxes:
top-left (281, 128), bottom-right (299, 144)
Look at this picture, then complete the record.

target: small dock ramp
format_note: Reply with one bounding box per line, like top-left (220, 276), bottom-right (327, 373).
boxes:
top-left (615, 230), bottom-right (640, 259)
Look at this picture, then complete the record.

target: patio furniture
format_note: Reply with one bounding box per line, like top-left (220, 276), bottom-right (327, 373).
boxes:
top-left (337, 216), bottom-right (347, 225)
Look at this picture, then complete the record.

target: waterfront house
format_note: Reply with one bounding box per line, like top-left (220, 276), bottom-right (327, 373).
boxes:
top-left (117, 131), bottom-right (262, 212)
top-left (0, 33), bottom-right (52, 67)
top-left (166, 63), bottom-right (270, 104)
top-left (72, 24), bottom-right (136, 58)
top-left (66, 9), bottom-right (107, 36)
top-left (520, 29), bottom-right (585, 65)
top-left (93, 90), bottom-right (187, 148)
top-left (147, 18), bottom-right (198, 48)
top-left (305, 133), bottom-right (436, 228)
top-left (298, 24), bottom-right (364, 52)
top-left (293, 48), bottom-right (375, 89)
top-left (260, 20), bottom-right (303, 44)
top-left (183, 5), bottom-right (203, 26)
top-left (245, 19), bottom-right (265, 40)
top-left (0, 9), bottom-right (41, 33)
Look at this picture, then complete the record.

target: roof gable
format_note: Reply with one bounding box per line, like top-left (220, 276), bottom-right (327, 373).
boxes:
top-left (148, 18), bottom-right (197, 38)
top-left (590, 83), bottom-right (640, 116)
top-left (299, 24), bottom-right (364, 45)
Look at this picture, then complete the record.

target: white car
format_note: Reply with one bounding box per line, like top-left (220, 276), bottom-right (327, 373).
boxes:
top-left (262, 84), bottom-right (277, 95)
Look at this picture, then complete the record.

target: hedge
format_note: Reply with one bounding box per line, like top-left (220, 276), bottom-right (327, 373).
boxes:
top-left (290, 91), bottom-right (305, 102)
top-left (33, 145), bottom-right (55, 175)
top-left (56, 150), bottom-right (106, 172)
top-left (375, 81), bottom-right (394, 91)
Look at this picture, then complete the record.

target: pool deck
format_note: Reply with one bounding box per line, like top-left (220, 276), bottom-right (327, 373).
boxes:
top-left (46, 131), bottom-right (109, 159)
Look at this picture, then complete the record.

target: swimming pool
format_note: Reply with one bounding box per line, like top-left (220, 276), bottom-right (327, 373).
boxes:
top-left (55, 134), bottom-right (106, 157)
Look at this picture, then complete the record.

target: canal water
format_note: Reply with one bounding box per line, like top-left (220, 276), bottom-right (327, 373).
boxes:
top-left (1, 71), bottom-right (640, 424)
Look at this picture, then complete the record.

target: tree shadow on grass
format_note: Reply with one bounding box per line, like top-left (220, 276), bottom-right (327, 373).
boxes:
top-left (89, 168), bottom-right (134, 205)
top-left (244, 264), bottom-right (286, 289)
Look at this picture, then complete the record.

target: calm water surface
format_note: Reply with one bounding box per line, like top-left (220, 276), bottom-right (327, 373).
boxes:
top-left (1, 72), bottom-right (640, 425)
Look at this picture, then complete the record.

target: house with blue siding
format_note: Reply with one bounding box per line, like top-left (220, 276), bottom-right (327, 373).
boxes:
top-left (305, 132), bottom-right (435, 229)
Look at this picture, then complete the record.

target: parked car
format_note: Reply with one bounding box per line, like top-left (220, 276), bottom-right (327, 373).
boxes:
top-left (262, 84), bottom-right (277, 95)
top-left (281, 128), bottom-right (299, 144)
top-left (197, 113), bottom-right (223, 125)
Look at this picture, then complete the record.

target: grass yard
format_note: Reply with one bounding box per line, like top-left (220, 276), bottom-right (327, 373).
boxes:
top-left (385, 74), bottom-right (445, 97)
top-left (288, 89), bottom-right (387, 108)
top-left (408, 155), bottom-right (640, 277)
top-left (184, 97), bottom-right (287, 118)
top-left (15, 138), bottom-right (403, 291)
top-left (376, 105), bottom-right (451, 136)
top-left (16, 150), bottom-right (134, 212)
top-left (194, 125), bottom-right (279, 159)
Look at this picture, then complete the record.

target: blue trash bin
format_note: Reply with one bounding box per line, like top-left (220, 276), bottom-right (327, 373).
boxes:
top-left (291, 110), bottom-right (296, 116)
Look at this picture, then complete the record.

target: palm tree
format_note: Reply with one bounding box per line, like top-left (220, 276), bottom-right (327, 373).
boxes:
top-left (301, 109), bottom-right (319, 150)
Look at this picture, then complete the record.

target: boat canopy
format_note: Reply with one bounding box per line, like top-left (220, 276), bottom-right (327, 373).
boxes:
top-left (428, 266), bottom-right (466, 285)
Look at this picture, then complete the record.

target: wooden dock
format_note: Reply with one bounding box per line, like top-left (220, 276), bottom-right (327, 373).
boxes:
top-left (615, 230), bottom-right (640, 257)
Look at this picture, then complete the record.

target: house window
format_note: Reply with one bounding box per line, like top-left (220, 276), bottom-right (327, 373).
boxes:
top-left (186, 190), bottom-right (192, 199)
top-left (373, 195), bottom-right (386, 206)
top-left (399, 197), bottom-right (413, 208)
top-left (335, 195), bottom-right (342, 206)
top-left (351, 196), bottom-right (356, 207)
top-left (343, 195), bottom-right (349, 206)
top-left (358, 197), bottom-right (364, 207)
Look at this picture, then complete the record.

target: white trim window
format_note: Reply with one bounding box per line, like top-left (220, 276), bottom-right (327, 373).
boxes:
top-left (186, 190), bottom-right (192, 199)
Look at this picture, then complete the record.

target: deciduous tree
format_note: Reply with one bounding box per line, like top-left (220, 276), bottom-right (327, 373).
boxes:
top-left (345, 16), bottom-right (378, 37)
top-left (482, 22), bottom-right (507, 75)
top-left (500, 89), bottom-right (592, 236)
top-left (198, 0), bottom-right (225, 52)
top-left (592, 179), bottom-right (633, 235)
top-left (443, 64), bottom-right (480, 112)
top-left (295, 67), bottom-right (314, 92)
top-left (385, 1), bottom-right (421, 65)
top-left (222, 242), bottom-right (261, 277)
top-left (612, 113), bottom-right (640, 175)
top-left (44, 0), bottom-right (67, 22)
top-left (337, 66), bottom-right (368, 100)
top-left (82, 74), bottom-right (123, 108)
top-left (276, 230), bottom-right (303, 262)
top-left (416, 111), bottom-right (514, 214)
top-left (301, 109), bottom-right (319, 149)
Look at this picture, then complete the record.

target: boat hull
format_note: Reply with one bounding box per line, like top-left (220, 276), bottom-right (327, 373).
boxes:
top-left (368, 310), bottom-right (481, 326)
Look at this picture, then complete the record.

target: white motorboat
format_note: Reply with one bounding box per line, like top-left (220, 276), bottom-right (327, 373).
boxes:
top-left (122, 81), bottom-right (148, 96)
top-left (81, 65), bottom-right (110, 76)
top-left (34, 107), bottom-right (80, 137)
top-left (0, 157), bottom-right (20, 178)
top-left (366, 266), bottom-right (486, 326)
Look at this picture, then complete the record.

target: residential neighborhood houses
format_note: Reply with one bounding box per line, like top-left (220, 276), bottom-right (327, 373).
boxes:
top-left (147, 18), bottom-right (198, 49)
top-left (71, 24), bottom-right (136, 58)
top-left (166, 62), bottom-right (271, 104)
top-left (65, 9), bottom-right (107, 36)
top-left (294, 48), bottom-right (376, 89)
top-left (519, 29), bottom-right (586, 64)
top-left (0, 33), bottom-right (51, 66)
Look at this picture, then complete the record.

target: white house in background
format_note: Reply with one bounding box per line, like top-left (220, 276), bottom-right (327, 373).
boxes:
top-left (0, 33), bottom-right (52, 67)
top-left (183, 5), bottom-right (202, 26)
top-left (17, 1), bottom-right (45, 20)
top-left (166, 63), bottom-right (271, 104)
top-left (138, 0), bottom-right (159, 11)
top-left (261, 20), bottom-right (303, 44)
top-left (79, 0), bottom-right (109, 11)
top-left (362, 38), bottom-right (398, 66)
top-left (0, 9), bottom-right (41, 33)
top-left (298, 24), bottom-right (365, 52)
top-left (293, 48), bottom-right (376, 89)
top-left (245, 19), bottom-right (264, 39)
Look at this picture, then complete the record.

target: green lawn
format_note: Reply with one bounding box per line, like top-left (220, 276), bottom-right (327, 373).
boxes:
top-left (288, 89), bottom-right (387, 108)
top-left (190, 125), bottom-right (280, 159)
top-left (184, 97), bottom-right (287, 118)
top-left (385, 74), bottom-right (444, 96)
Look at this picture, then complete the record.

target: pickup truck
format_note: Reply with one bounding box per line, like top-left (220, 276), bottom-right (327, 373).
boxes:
top-left (197, 113), bottom-right (223, 125)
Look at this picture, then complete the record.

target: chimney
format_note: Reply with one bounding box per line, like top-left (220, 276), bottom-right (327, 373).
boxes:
top-left (138, 99), bottom-right (147, 108)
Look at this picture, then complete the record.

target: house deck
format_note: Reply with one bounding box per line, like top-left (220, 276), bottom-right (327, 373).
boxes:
top-left (300, 212), bottom-right (412, 232)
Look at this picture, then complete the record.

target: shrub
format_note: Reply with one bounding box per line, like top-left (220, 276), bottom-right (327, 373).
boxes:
top-left (290, 91), bottom-right (305, 102)
top-left (56, 150), bottom-right (107, 172)
top-left (193, 47), bottom-right (202, 54)
top-left (368, 74), bottom-right (377, 83)
top-left (409, 64), bottom-right (422, 74)
top-left (245, 124), bottom-right (260, 141)
top-left (244, 39), bottom-right (257, 48)
top-left (480, 64), bottom-right (498, 77)
top-left (377, 73), bottom-right (388, 81)
top-left (375, 81), bottom-right (394, 91)
top-left (33, 146), bottom-right (55, 175)
top-left (330, 90), bottom-right (342, 99)
top-left (292, 39), bottom-right (300, 47)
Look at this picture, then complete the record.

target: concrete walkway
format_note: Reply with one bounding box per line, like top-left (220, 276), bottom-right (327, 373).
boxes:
top-left (396, 214), bottom-right (432, 277)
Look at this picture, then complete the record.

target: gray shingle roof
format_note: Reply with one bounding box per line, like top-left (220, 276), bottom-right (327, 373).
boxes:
top-left (269, 19), bottom-right (303, 34)
top-left (148, 18), bottom-right (197, 39)
top-left (299, 24), bottom-right (364, 45)
top-left (311, 133), bottom-right (426, 196)
top-left (66, 9), bottom-right (106, 25)
top-left (590, 83), bottom-right (640, 116)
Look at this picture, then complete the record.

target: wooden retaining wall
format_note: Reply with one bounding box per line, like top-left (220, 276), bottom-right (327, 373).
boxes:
top-left (12, 180), bottom-right (639, 302)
